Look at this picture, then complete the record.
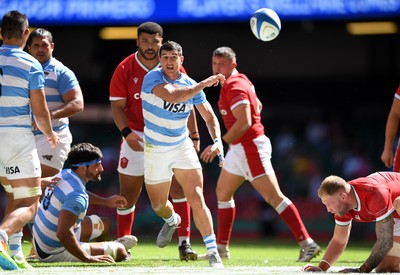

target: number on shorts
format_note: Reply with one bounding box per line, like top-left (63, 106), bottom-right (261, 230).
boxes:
top-left (42, 187), bottom-right (54, 210)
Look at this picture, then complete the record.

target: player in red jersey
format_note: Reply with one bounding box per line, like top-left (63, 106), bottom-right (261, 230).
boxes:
top-left (199, 46), bottom-right (320, 262)
top-left (109, 22), bottom-right (199, 261)
top-left (381, 83), bottom-right (400, 172)
top-left (303, 172), bottom-right (400, 273)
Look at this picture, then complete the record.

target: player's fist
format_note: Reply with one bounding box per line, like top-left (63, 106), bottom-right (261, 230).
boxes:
top-left (302, 264), bottom-right (323, 272)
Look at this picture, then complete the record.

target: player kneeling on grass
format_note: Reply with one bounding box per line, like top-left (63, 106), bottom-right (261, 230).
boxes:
top-left (303, 172), bottom-right (400, 273)
top-left (32, 142), bottom-right (137, 263)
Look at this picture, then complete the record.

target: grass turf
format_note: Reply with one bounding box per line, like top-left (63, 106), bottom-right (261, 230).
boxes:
top-left (22, 238), bottom-right (370, 269)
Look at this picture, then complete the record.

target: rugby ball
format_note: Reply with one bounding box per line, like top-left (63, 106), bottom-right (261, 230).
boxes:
top-left (250, 8), bottom-right (281, 41)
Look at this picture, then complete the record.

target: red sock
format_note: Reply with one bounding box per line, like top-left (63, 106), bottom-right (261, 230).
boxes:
top-left (279, 202), bottom-right (310, 242)
top-left (173, 200), bottom-right (190, 238)
top-left (117, 208), bottom-right (135, 238)
top-left (217, 206), bottom-right (235, 245)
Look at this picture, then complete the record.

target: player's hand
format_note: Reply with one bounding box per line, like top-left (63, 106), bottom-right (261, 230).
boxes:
top-left (201, 73), bottom-right (225, 88)
top-left (126, 132), bottom-right (144, 151)
top-left (200, 139), bottom-right (224, 167)
top-left (105, 194), bottom-right (128, 208)
top-left (200, 145), bottom-right (216, 163)
top-left (41, 176), bottom-right (61, 189)
top-left (87, 254), bottom-right (115, 263)
top-left (338, 267), bottom-right (360, 273)
top-left (381, 149), bottom-right (394, 168)
top-left (302, 264), bottom-right (323, 272)
top-left (46, 131), bottom-right (60, 148)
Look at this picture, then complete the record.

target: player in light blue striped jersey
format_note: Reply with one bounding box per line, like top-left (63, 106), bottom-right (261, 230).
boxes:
top-left (0, 10), bottom-right (59, 270)
top-left (27, 28), bottom-right (84, 178)
top-left (32, 143), bottom-right (136, 263)
top-left (141, 40), bottom-right (225, 268)
top-left (21, 27), bottom-right (85, 262)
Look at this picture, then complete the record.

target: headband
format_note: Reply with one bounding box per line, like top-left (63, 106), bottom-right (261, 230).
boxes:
top-left (71, 158), bottom-right (101, 167)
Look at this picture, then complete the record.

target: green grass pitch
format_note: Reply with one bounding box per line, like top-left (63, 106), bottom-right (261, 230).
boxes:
top-left (10, 238), bottom-right (375, 274)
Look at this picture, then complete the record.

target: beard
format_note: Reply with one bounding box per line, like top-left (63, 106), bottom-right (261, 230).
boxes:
top-left (139, 48), bottom-right (158, 61)
top-left (86, 171), bottom-right (102, 182)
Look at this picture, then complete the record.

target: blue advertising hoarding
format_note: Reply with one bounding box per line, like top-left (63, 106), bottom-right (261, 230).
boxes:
top-left (0, 0), bottom-right (399, 26)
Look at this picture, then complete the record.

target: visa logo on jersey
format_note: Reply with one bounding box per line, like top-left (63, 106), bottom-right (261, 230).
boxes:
top-left (5, 166), bottom-right (20, 174)
top-left (163, 101), bottom-right (186, 113)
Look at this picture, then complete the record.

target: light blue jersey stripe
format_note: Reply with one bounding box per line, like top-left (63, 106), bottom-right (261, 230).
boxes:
top-left (141, 68), bottom-right (206, 147)
top-left (33, 57), bottom-right (79, 134)
top-left (33, 169), bottom-right (88, 253)
top-left (0, 105), bottom-right (30, 116)
top-left (0, 44), bottom-right (44, 130)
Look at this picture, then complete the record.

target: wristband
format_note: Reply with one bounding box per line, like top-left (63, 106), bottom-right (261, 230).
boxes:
top-left (121, 127), bottom-right (132, 138)
top-left (359, 262), bottom-right (372, 273)
top-left (214, 138), bottom-right (224, 162)
top-left (318, 259), bottom-right (331, 271)
top-left (190, 137), bottom-right (200, 141)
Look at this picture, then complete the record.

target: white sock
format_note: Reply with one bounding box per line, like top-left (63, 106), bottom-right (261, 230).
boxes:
top-left (203, 234), bottom-right (217, 254)
top-left (179, 237), bottom-right (190, 246)
top-left (9, 232), bottom-right (25, 260)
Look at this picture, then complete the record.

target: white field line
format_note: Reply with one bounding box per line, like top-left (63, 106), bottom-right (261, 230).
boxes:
top-left (5, 266), bottom-right (387, 274)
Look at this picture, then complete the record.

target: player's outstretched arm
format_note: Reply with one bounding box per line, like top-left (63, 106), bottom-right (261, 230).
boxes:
top-left (303, 224), bottom-right (350, 272)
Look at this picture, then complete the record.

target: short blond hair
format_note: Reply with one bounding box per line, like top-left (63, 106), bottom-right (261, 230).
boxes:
top-left (318, 175), bottom-right (347, 198)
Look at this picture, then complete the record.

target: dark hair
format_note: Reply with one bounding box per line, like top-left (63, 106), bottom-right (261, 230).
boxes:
top-left (159, 40), bottom-right (183, 56)
top-left (27, 28), bottom-right (53, 46)
top-left (213, 47), bottom-right (236, 62)
top-left (68, 143), bottom-right (103, 169)
top-left (1, 10), bottom-right (29, 40)
top-left (137, 22), bottom-right (163, 37)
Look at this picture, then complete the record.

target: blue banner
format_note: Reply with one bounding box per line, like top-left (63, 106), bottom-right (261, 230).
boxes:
top-left (0, 0), bottom-right (399, 25)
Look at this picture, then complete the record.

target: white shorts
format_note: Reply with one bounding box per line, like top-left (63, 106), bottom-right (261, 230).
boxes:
top-left (144, 138), bottom-right (201, 184)
top-left (223, 135), bottom-right (274, 182)
top-left (117, 130), bottom-right (144, 176)
top-left (35, 127), bottom-right (72, 170)
top-left (34, 239), bottom-right (91, 262)
top-left (0, 131), bottom-right (41, 179)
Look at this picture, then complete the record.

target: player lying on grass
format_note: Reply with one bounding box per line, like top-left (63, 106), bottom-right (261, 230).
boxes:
top-left (32, 143), bottom-right (137, 263)
top-left (303, 172), bottom-right (400, 273)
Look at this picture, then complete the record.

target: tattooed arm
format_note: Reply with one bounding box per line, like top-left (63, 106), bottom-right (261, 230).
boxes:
top-left (339, 215), bottom-right (394, 273)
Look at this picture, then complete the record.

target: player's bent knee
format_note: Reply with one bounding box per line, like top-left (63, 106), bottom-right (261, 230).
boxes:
top-left (88, 215), bottom-right (105, 240)
top-left (387, 242), bottom-right (400, 257)
top-left (375, 242), bottom-right (400, 273)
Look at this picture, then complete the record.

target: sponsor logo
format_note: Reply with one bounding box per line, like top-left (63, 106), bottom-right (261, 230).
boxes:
top-left (120, 157), bottom-right (129, 169)
top-left (163, 101), bottom-right (186, 113)
top-left (5, 166), bottom-right (20, 174)
top-left (134, 92), bottom-right (140, 100)
top-left (42, 155), bottom-right (53, 161)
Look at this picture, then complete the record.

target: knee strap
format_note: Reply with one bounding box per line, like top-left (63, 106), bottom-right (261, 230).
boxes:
top-left (88, 215), bottom-right (104, 240)
top-left (13, 186), bottom-right (42, 199)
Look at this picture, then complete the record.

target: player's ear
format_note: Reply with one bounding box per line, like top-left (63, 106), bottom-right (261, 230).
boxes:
top-left (231, 61), bottom-right (237, 69)
top-left (181, 56), bottom-right (184, 64)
